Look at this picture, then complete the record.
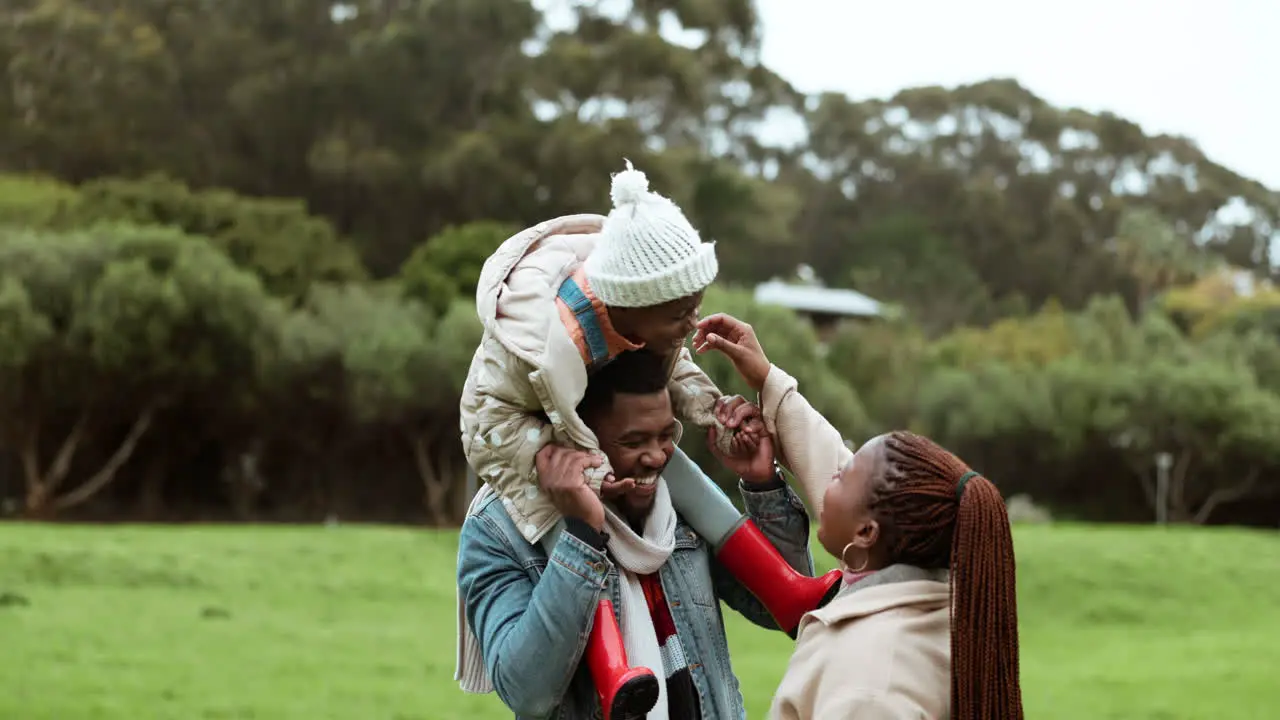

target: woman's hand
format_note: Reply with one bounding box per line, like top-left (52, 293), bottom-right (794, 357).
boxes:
top-left (693, 313), bottom-right (771, 393)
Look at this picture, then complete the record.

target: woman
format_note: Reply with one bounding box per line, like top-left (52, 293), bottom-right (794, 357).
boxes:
top-left (694, 313), bottom-right (1024, 719)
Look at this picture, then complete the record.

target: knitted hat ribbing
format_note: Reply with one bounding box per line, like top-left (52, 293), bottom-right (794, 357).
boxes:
top-left (584, 160), bottom-right (718, 308)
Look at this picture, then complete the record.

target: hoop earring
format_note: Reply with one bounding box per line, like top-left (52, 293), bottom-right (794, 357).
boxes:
top-left (840, 542), bottom-right (868, 573)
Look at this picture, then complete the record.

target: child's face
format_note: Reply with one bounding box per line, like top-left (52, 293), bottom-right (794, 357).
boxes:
top-left (611, 292), bottom-right (703, 351)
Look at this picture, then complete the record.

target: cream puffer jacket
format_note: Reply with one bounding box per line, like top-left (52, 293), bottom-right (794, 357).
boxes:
top-left (459, 214), bottom-right (721, 544)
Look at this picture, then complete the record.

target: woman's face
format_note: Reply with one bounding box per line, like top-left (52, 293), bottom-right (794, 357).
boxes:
top-left (817, 435), bottom-right (885, 564)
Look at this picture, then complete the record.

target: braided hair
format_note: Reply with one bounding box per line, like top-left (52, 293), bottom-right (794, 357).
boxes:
top-left (873, 431), bottom-right (1023, 720)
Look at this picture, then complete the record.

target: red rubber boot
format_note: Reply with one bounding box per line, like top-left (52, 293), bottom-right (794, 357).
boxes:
top-left (586, 598), bottom-right (660, 720)
top-left (715, 519), bottom-right (843, 638)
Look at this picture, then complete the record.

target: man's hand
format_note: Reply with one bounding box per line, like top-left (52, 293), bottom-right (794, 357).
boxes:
top-left (693, 314), bottom-right (771, 393)
top-left (535, 445), bottom-right (606, 531)
top-left (708, 396), bottom-right (776, 486)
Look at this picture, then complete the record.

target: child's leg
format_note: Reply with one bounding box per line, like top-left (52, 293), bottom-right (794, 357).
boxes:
top-left (662, 448), bottom-right (742, 544)
top-left (586, 599), bottom-right (660, 720)
top-left (663, 447), bottom-right (841, 637)
top-left (538, 522), bottom-right (659, 719)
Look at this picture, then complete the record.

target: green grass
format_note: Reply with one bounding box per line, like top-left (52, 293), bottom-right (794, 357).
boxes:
top-left (1, 523), bottom-right (1277, 719)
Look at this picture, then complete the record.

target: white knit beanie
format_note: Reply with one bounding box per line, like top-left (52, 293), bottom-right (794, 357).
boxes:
top-left (583, 160), bottom-right (718, 308)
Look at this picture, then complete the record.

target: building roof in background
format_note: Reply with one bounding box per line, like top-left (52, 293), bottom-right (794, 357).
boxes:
top-left (753, 278), bottom-right (883, 318)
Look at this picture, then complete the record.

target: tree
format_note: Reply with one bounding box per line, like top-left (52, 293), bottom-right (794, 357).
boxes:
top-left (398, 221), bottom-right (516, 314)
top-left (329, 285), bottom-right (444, 520)
top-left (342, 291), bottom-right (482, 524)
top-left (271, 285), bottom-right (482, 524)
top-left (1109, 206), bottom-right (1214, 314)
top-left (690, 286), bottom-right (871, 499)
top-left (915, 320), bottom-right (1280, 524)
top-left (1100, 360), bottom-right (1280, 524)
top-left (0, 173), bottom-right (369, 302)
top-left (797, 79), bottom-right (1280, 324)
top-left (842, 212), bottom-right (998, 334)
top-left (0, 0), bottom-right (180, 180)
top-left (3, 0), bottom-right (1280, 529)
top-left (0, 223), bottom-right (281, 515)
top-left (825, 317), bottom-right (931, 431)
top-left (0, 0), bottom-right (801, 278)
top-left (70, 175), bottom-right (369, 302)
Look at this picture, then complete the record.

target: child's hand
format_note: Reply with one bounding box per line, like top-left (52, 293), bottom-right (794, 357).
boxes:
top-left (737, 417), bottom-right (766, 448)
top-left (709, 395), bottom-right (775, 479)
top-left (599, 475), bottom-right (636, 503)
top-left (708, 424), bottom-right (775, 486)
top-left (715, 394), bottom-right (761, 432)
top-left (536, 444), bottom-right (606, 531)
top-left (713, 395), bottom-right (764, 457)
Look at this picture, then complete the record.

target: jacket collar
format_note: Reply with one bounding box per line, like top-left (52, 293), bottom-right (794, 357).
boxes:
top-left (846, 563), bottom-right (947, 594)
top-left (475, 214), bottom-right (604, 344)
top-left (804, 564), bottom-right (950, 627)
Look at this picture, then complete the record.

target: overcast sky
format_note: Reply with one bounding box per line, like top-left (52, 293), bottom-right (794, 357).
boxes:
top-left (754, 0), bottom-right (1277, 191)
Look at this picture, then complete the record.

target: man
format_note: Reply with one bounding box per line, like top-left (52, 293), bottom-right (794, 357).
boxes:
top-left (457, 349), bottom-right (820, 719)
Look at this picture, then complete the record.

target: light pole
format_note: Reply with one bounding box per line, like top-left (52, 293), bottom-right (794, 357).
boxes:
top-left (1155, 452), bottom-right (1173, 525)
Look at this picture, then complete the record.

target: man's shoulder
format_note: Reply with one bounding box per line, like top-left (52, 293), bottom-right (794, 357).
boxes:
top-left (670, 513), bottom-right (714, 552)
top-left (469, 489), bottom-right (503, 516)
top-left (460, 492), bottom-right (520, 545)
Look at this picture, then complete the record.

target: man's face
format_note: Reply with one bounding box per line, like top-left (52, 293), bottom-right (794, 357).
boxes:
top-left (611, 292), bottom-right (702, 352)
top-left (588, 389), bottom-right (679, 521)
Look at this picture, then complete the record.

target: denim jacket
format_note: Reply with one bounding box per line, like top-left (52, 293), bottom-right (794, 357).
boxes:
top-left (457, 466), bottom-right (816, 720)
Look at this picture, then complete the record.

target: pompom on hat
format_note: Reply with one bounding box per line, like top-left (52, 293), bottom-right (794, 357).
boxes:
top-left (584, 160), bottom-right (719, 308)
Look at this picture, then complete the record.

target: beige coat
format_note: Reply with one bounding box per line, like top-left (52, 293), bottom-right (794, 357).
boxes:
top-left (459, 214), bottom-right (721, 545)
top-left (760, 365), bottom-right (952, 719)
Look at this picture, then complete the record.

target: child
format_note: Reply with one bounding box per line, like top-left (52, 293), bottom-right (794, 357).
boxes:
top-left (457, 162), bottom-right (840, 719)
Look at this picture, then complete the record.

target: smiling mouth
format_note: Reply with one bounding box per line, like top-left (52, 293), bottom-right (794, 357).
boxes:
top-left (634, 474), bottom-right (658, 487)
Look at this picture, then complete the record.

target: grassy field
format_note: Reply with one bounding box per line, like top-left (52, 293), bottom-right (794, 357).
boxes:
top-left (2, 522), bottom-right (1278, 720)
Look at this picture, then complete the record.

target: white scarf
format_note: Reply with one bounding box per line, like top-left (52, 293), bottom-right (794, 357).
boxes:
top-left (456, 481), bottom-right (678, 720)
